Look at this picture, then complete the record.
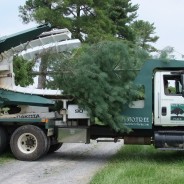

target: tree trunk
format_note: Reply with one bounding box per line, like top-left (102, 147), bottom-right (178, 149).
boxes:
top-left (37, 55), bottom-right (48, 89)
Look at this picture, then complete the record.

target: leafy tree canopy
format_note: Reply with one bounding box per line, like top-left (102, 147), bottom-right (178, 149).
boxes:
top-left (13, 56), bottom-right (34, 87)
top-left (50, 41), bottom-right (149, 132)
top-left (19, 0), bottom-right (141, 43)
top-left (158, 46), bottom-right (174, 59)
top-left (131, 20), bottom-right (159, 52)
top-left (109, 0), bottom-right (139, 41)
top-left (19, 0), bottom-right (115, 43)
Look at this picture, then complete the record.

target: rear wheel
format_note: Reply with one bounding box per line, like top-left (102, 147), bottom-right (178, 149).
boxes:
top-left (10, 125), bottom-right (48, 161)
top-left (0, 127), bottom-right (8, 154)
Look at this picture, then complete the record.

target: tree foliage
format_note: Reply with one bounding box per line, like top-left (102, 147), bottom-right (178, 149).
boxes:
top-left (19, 0), bottom-right (115, 43)
top-left (131, 20), bottom-right (159, 52)
top-left (109, 0), bottom-right (138, 41)
top-left (18, 0), bottom-right (148, 44)
top-left (13, 56), bottom-right (34, 87)
top-left (51, 41), bottom-right (148, 132)
top-left (18, 0), bottom-right (159, 50)
top-left (158, 46), bottom-right (174, 59)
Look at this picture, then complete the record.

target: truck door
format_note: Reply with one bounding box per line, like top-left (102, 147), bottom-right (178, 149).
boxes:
top-left (154, 71), bottom-right (184, 126)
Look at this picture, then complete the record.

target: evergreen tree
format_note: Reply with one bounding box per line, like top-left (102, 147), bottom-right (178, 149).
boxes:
top-left (19, 0), bottom-right (115, 43)
top-left (131, 20), bottom-right (159, 52)
top-left (108, 0), bottom-right (139, 41)
top-left (158, 46), bottom-right (174, 59)
top-left (51, 41), bottom-right (148, 132)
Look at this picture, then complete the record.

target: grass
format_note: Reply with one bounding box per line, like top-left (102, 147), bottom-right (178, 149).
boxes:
top-left (90, 145), bottom-right (184, 184)
top-left (0, 150), bottom-right (14, 165)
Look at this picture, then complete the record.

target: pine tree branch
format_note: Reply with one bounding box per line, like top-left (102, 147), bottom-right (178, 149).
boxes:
top-left (31, 70), bottom-right (72, 76)
top-left (67, 7), bottom-right (77, 18)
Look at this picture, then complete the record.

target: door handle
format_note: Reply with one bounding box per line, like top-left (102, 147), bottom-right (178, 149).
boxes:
top-left (162, 107), bottom-right (167, 116)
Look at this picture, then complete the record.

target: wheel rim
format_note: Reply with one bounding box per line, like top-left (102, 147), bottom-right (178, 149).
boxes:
top-left (17, 133), bottom-right (38, 154)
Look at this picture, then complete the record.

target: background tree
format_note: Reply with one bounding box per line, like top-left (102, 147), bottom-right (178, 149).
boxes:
top-left (131, 20), bottom-right (159, 52)
top-left (19, 0), bottom-right (115, 43)
top-left (158, 46), bottom-right (174, 59)
top-left (19, 0), bottom-right (159, 47)
top-left (13, 56), bottom-right (34, 87)
top-left (108, 0), bottom-right (138, 41)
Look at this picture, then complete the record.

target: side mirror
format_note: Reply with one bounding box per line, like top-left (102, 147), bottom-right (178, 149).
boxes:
top-left (181, 74), bottom-right (184, 97)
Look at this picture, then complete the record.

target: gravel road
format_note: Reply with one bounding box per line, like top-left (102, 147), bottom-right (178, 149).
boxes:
top-left (0, 139), bottom-right (123, 184)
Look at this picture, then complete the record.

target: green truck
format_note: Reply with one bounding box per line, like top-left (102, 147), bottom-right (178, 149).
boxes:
top-left (1, 24), bottom-right (184, 161)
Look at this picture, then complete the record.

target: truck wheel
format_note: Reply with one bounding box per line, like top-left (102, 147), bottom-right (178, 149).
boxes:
top-left (48, 143), bottom-right (63, 153)
top-left (45, 136), bottom-right (51, 154)
top-left (10, 125), bottom-right (48, 161)
top-left (0, 127), bottom-right (8, 154)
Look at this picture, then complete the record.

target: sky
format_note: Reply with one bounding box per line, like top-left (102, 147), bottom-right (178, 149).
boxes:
top-left (1, 0), bottom-right (184, 58)
top-left (131, 0), bottom-right (184, 57)
top-left (0, 1), bottom-right (36, 36)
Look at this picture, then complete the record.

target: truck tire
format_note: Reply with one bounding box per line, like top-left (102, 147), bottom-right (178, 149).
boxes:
top-left (0, 127), bottom-right (8, 154)
top-left (48, 143), bottom-right (63, 153)
top-left (10, 125), bottom-right (48, 161)
top-left (45, 136), bottom-right (51, 154)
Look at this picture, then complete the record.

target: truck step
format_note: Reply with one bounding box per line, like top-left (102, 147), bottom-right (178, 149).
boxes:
top-left (158, 147), bottom-right (184, 151)
top-left (97, 138), bottom-right (120, 143)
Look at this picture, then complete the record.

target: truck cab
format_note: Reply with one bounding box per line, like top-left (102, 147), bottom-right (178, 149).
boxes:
top-left (153, 70), bottom-right (184, 150)
top-left (154, 71), bottom-right (184, 126)
top-left (122, 60), bottom-right (184, 150)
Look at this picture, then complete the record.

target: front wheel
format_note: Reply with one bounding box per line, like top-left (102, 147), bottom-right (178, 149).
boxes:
top-left (10, 125), bottom-right (48, 161)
